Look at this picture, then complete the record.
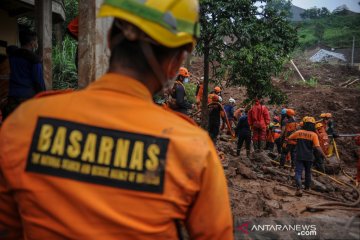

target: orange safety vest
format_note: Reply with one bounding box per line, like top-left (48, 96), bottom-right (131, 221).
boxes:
top-left (316, 126), bottom-right (330, 155)
top-left (0, 73), bottom-right (233, 240)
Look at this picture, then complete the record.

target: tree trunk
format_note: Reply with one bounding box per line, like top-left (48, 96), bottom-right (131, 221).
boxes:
top-left (201, 42), bottom-right (210, 129)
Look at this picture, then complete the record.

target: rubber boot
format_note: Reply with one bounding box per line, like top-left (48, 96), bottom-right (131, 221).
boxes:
top-left (253, 141), bottom-right (259, 152)
top-left (259, 141), bottom-right (266, 152)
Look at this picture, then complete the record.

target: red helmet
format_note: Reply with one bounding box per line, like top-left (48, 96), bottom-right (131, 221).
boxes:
top-left (178, 67), bottom-right (190, 77)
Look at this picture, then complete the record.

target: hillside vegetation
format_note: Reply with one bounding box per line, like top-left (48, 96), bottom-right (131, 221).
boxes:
top-left (296, 13), bottom-right (360, 49)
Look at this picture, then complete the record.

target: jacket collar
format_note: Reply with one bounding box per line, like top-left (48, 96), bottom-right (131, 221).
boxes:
top-left (87, 73), bottom-right (153, 102)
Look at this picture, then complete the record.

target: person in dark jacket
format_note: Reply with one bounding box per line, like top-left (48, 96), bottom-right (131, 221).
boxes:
top-left (170, 67), bottom-right (192, 115)
top-left (2, 30), bottom-right (45, 120)
top-left (236, 107), bottom-right (251, 158)
top-left (221, 98), bottom-right (236, 134)
top-left (208, 95), bottom-right (224, 144)
top-left (288, 117), bottom-right (327, 196)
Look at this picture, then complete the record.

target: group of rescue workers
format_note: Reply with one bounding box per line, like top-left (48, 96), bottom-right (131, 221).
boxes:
top-left (1, 0), bottom-right (359, 239)
top-left (163, 67), bottom-right (360, 196)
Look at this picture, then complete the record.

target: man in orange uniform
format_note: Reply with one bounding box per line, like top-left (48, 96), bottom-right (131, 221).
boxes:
top-left (288, 117), bottom-right (327, 196)
top-left (0, 1), bottom-right (233, 239)
top-left (279, 109), bottom-right (298, 168)
top-left (314, 122), bottom-right (329, 172)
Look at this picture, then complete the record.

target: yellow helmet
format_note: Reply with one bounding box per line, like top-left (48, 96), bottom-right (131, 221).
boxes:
top-left (320, 113), bottom-right (326, 118)
top-left (304, 116), bottom-right (316, 124)
top-left (302, 116), bottom-right (309, 122)
top-left (315, 123), bottom-right (323, 129)
top-left (98, 0), bottom-right (200, 49)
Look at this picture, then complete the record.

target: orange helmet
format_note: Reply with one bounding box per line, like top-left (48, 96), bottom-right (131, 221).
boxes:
top-left (320, 113), bottom-right (326, 118)
top-left (178, 67), bottom-right (190, 77)
top-left (214, 86), bottom-right (221, 93)
top-left (315, 123), bottom-right (323, 129)
top-left (286, 109), bottom-right (295, 117)
top-left (325, 113), bottom-right (332, 118)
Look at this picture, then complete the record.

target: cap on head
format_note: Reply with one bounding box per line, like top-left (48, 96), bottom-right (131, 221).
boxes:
top-left (98, 0), bottom-right (200, 49)
top-left (178, 67), bottom-right (190, 77)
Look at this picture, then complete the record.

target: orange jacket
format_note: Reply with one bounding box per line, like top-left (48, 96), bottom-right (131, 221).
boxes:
top-left (0, 73), bottom-right (233, 240)
top-left (196, 83), bottom-right (203, 103)
top-left (316, 126), bottom-right (329, 155)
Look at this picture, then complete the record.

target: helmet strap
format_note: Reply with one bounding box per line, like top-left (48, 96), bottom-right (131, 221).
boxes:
top-left (140, 41), bottom-right (168, 88)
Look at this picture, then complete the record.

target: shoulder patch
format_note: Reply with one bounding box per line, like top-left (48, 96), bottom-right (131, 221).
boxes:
top-left (34, 89), bottom-right (74, 99)
top-left (26, 117), bottom-right (169, 194)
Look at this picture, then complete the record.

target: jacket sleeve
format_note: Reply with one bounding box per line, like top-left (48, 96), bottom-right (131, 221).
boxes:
top-left (0, 171), bottom-right (23, 240)
top-left (186, 137), bottom-right (233, 240)
top-left (32, 63), bottom-right (46, 93)
top-left (263, 107), bottom-right (270, 126)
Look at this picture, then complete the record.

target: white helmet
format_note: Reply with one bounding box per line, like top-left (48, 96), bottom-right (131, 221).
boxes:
top-left (218, 96), bottom-right (223, 102)
top-left (229, 98), bottom-right (236, 104)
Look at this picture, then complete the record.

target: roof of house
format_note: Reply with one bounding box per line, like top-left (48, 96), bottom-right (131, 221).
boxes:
top-left (310, 49), bottom-right (346, 62)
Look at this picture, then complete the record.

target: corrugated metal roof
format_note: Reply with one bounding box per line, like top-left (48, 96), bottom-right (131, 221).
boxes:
top-left (309, 49), bottom-right (346, 62)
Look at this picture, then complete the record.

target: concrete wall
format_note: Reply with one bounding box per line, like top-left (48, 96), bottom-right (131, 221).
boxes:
top-left (0, 9), bottom-right (19, 54)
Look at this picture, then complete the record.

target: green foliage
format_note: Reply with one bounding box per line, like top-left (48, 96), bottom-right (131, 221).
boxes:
top-left (63, 0), bottom-right (79, 32)
top-left (52, 36), bottom-right (78, 90)
top-left (314, 23), bottom-right (325, 42)
top-left (304, 77), bottom-right (318, 87)
top-left (297, 14), bottom-right (360, 49)
top-left (197, 0), bottom-right (296, 106)
top-left (184, 83), bottom-right (197, 104)
top-left (300, 7), bottom-right (330, 19)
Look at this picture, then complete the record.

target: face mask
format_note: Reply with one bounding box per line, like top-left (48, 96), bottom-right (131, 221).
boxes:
top-left (184, 77), bottom-right (189, 83)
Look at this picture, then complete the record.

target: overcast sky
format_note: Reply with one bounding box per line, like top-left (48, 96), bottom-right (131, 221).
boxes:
top-left (291, 0), bottom-right (360, 13)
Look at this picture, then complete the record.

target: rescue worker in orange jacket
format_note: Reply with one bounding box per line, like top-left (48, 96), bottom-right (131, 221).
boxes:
top-left (314, 122), bottom-right (329, 172)
top-left (195, 77), bottom-right (203, 110)
top-left (289, 117), bottom-right (327, 196)
top-left (248, 98), bottom-right (270, 151)
top-left (279, 109), bottom-right (298, 168)
top-left (0, 1), bottom-right (233, 239)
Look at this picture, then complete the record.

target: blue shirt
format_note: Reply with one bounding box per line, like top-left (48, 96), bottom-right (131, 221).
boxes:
top-left (224, 104), bottom-right (235, 120)
top-left (8, 48), bottom-right (46, 98)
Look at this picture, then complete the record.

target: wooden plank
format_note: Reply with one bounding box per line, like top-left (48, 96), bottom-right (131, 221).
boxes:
top-left (78, 0), bottom-right (96, 89)
top-left (78, 0), bottom-right (111, 88)
top-left (35, 0), bottom-right (52, 90)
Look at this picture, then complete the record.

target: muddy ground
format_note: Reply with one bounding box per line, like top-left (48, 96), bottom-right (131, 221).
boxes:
top-left (188, 56), bottom-right (360, 239)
